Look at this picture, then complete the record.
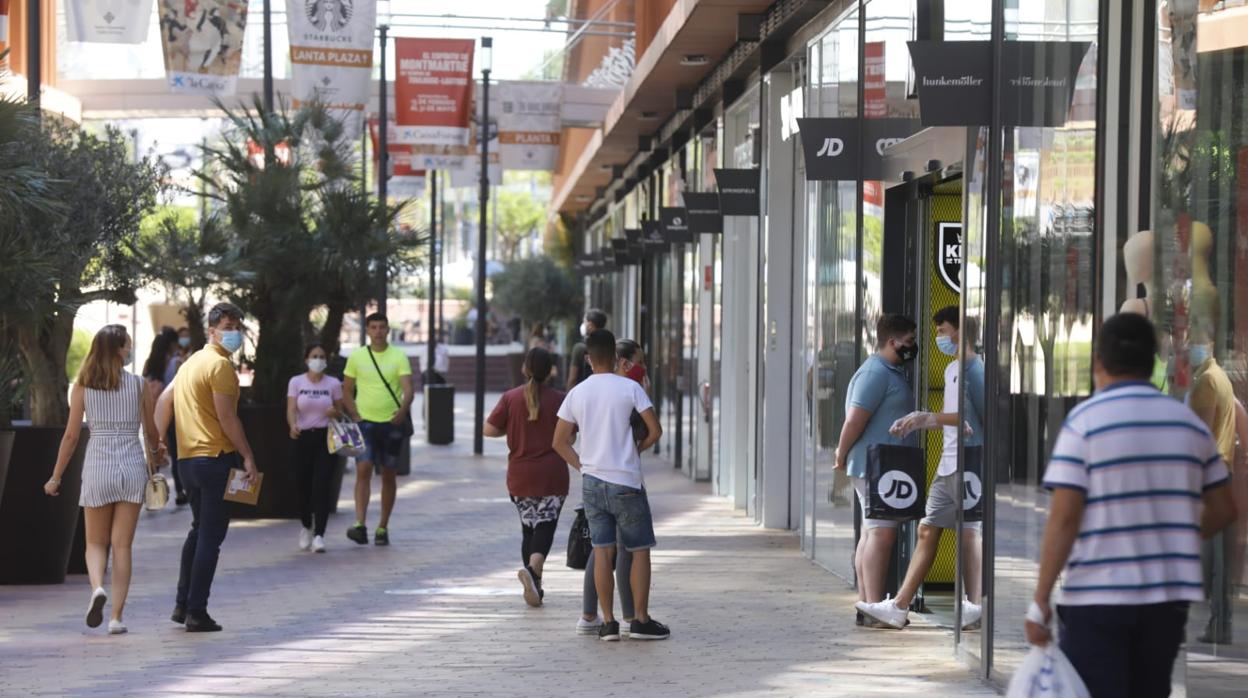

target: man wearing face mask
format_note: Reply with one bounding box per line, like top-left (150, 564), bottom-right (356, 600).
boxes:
top-left (835, 313), bottom-right (919, 623)
top-left (858, 307), bottom-right (985, 630)
top-left (567, 309), bottom-right (608, 389)
top-left (155, 302), bottom-right (258, 633)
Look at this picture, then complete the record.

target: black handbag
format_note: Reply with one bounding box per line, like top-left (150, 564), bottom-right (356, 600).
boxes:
top-left (566, 507), bottom-right (592, 569)
top-left (865, 443), bottom-right (927, 521)
top-left (962, 445), bottom-right (984, 522)
top-left (366, 347), bottom-right (414, 438)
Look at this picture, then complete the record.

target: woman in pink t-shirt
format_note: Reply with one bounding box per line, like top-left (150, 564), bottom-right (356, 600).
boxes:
top-left (286, 343), bottom-right (345, 553)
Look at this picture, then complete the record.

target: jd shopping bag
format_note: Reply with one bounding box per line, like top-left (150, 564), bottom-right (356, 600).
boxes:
top-left (962, 444), bottom-right (984, 522)
top-left (566, 507), bottom-right (592, 569)
top-left (1005, 645), bottom-right (1090, 698)
top-left (864, 443), bottom-right (926, 521)
top-left (328, 418), bottom-right (366, 457)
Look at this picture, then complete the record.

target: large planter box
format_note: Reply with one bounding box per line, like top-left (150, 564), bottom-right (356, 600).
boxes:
top-left (0, 426), bottom-right (88, 584)
top-left (230, 404), bottom-right (346, 519)
top-left (0, 430), bottom-right (13, 507)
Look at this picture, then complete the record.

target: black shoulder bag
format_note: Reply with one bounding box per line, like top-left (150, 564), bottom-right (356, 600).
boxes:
top-left (367, 348), bottom-right (414, 437)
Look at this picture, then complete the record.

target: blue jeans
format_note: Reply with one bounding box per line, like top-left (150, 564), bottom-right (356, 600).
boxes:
top-left (582, 475), bottom-right (656, 551)
top-left (176, 453), bottom-right (237, 613)
top-left (358, 420), bottom-right (403, 469)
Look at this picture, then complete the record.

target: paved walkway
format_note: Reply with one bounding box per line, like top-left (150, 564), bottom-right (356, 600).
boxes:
top-left (0, 396), bottom-right (998, 697)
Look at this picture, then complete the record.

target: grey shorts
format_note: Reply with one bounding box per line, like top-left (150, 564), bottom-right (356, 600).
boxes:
top-left (921, 474), bottom-right (983, 531)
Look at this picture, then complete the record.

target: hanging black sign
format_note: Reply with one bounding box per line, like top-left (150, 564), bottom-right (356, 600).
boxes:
top-left (641, 221), bottom-right (669, 253)
top-left (907, 41), bottom-right (1091, 128)
top-left (713, 169), bottom-right (760, 216)
top-left (611, 238), bottom-right (639, 265)
top-left (624, 228), bottom-right (643, 245)
top-left (683, 192), bottom-right (724, 234)
top-left (796, 118), bottom-right (923, 181)
top-left (659, 207), bottom-right (694, 244)
top-left (936, 222), bottom-right (963, 292)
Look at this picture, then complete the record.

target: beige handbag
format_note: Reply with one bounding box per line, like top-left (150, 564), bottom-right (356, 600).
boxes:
top-left (145, 471), bottom-right (169, 511)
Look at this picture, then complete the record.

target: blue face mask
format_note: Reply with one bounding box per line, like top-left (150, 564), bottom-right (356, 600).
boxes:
top-left (1189, 345), bottom-right (1210, 367)
top-left (219, 330), bottom-right (243, 353)
top-left (178, 336), bottom-right (191, 348)
top-left (936, 335), bottom-right (957, 356)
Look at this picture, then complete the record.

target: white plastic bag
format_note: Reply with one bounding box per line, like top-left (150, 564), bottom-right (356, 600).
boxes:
top-left (1006, 644), bottom-right (1090, 698)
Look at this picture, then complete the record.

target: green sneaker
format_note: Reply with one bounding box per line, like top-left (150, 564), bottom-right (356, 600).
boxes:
top-left (374, 526), bottom-right (389, 546)
top-left (347, 524), bottom-right (368, 545)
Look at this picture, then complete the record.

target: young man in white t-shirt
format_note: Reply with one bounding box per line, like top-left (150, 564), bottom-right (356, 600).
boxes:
top-left (553, 329), bottom-right (668, 642)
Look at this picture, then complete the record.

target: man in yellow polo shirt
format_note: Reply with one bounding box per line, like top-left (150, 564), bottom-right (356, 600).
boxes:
top-left (341, 312), bottom-right (413, 546)
top-left (155, 302), bottom-right (257, 633)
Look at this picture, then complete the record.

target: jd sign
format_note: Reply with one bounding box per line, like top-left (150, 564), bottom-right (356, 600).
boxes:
top-left (796, 118), bottom-right (922, 181)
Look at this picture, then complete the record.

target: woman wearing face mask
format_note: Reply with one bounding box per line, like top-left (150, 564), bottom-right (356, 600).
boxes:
top-left (45, 325), bottom-right (165, 635)
top-left (286, 343), bottom-right (345, 553)
top-left (143, 327), bottom-right (187, 504)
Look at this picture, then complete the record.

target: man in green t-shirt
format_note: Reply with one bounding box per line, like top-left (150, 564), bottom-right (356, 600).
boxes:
top-left (342, 313), bottom-right (413, 546)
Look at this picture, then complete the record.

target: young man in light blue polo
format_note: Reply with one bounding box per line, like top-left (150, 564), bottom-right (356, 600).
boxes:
top-left (834, 313), bottom-right (919, 623)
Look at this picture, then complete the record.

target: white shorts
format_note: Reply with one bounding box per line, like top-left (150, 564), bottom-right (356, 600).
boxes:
top-left (852, 477), bottom-right (898, 529)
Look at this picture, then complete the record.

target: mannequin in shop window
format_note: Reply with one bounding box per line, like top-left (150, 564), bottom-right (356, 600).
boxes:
top-left (1119, 229), bottom-right (1169, 391)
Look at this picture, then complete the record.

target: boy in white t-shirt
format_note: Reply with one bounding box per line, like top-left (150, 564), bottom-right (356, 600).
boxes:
top-left (554, 329), bottom-right (668, 642)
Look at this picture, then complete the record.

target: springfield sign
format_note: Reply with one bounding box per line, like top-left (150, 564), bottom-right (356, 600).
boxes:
top-left (395, 38), bottom-right (475, 147)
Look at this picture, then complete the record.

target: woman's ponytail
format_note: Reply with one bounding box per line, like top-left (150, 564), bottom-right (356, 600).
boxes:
top-left (522, 347), bottom-right (554, 422)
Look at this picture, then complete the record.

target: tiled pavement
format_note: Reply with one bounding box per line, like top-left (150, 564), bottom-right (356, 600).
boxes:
top-left (0, 394), bottom-right (998, 697)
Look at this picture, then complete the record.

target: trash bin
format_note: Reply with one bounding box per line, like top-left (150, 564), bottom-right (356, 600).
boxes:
top-left (425, 384), bottom-right (455, 445)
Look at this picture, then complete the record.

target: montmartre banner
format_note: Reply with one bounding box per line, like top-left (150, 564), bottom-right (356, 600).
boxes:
top-left (67, 0), bottom-right (154, 43)
top-left (496, 81), bottom-right (562, 171)
top-left (394, 37), bottom-right (475, 146)
top-left (159, 0), bottom-right (249, 95)
top-left (286, 0), bottom-right (376, 135)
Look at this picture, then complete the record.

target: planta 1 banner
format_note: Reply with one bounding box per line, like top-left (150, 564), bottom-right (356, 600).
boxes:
top-left (394, 37), bottom-right (475, 146)
top-left (497, 81), bottom-right (562, 171)
top-left (66, 0), bottom-right (154, 43)
top-left (286, 0), bottom-right (377, 135)
top-left (158, 0), bottom-right (249, 95)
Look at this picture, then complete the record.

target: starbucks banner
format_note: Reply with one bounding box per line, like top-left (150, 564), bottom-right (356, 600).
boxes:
top-left (159, 0), bottom-right (249, 95)
top-left (67, 0), bottom-right (154, 44)
top-left (287, 0), bottom-right (376, 134)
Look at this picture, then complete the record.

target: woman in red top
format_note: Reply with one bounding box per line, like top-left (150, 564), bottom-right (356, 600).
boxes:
top-left (483, 347), bottom-right (567, 607)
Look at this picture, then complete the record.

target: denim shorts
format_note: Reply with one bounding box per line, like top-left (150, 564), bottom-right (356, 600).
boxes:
top-left (358, 420), bottom-right (404, 469)
top-left (582, 475), bottom-right (656, 552)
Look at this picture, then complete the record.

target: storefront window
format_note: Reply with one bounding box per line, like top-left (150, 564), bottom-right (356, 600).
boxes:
top-left (1153, 2), bottom-right (1248, 690)
top-left (988, 0), bottom-right (1099, 681)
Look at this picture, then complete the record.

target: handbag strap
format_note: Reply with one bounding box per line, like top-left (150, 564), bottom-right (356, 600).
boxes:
top-left (366, 347), bottom-right (405, 411)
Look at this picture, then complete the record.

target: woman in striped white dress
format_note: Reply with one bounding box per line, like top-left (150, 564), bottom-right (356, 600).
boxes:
top-left (44, 325), bottom-right (165, 635)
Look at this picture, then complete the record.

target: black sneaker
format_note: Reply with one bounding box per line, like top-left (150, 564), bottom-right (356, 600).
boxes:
top-left (598, 620), bottom-right (621, 642)
top-left (856, 610), bottom-right (864, 627)
top-left (174, 492), bottom-right (188, 506)
top-left (347, 524), bottom-right (368, 545)
top-left (185, 612), bottom-right (223, 632)
top-left (629, 617), bottom-right (671, 641)
top-left (171, 605), bottom-right (186, 625)
top-left (374, 527), bottom-right (389, 546)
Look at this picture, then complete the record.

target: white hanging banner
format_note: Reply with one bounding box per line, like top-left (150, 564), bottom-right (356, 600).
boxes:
top-left (66, 0), bottom-right (154, 44)
top-left (450, 135), bottom-right (500, 188)
top-left (496, 81), bottom-right (562, 171)
top-left (286, 0), bottom-right (376, 135)
top-left (158, 0), bottom-right (249, 95)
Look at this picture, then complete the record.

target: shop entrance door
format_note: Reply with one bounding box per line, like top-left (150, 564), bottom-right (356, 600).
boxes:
top-left (880, 127), bottom-right (972, 629)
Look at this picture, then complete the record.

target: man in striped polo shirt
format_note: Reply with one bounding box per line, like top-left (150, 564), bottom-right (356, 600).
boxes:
top-left (1027, 313), bottom-right (1237, 698)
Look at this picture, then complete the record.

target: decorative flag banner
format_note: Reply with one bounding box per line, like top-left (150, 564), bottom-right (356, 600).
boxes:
top-left (286, 0), bottom-right (375, 135)
top-left (497, 81), bottom-right (562, 171)
top-left (0, 0), bottom-right (9, 56)
top-left (394, 37), bottom-right (475, 146)
top-left (368, 118), bottom-right (427, 199)
top-left (66, 0), bottom-right (154, 44)
top-left (159, 0), bottom-right (249, 95)
top-left (863, 41), bottom-right (886, 118)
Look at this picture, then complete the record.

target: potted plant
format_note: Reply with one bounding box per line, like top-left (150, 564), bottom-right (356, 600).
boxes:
top-left (187, 97), bottom-right (423, 517)
top-left (0, 111), bottom-right (162, 583)
top-left (490, 256), bottom-right (584, 385)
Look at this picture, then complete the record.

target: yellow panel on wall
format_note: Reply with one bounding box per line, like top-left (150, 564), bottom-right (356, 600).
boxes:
top-left (925, 190), bottom-right (961, 585)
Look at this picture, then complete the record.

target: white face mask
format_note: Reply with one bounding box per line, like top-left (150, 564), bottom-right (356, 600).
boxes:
top-left (580, 322), bottom-right (591, 337)
top-left (307, 358), bottom-right (328, 374)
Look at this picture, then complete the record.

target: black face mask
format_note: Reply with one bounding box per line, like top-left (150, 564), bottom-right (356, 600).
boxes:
top-left (896, 341), bottom-right (918, 363)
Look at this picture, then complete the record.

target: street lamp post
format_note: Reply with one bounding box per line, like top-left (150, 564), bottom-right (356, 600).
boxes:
top-left (473, 37), bottom-right (493, 456)
top-left (377, 24), bottom-right (390, 314)
top-left (26, 0), bottom-right (41, 102)
top-left (262, 0), bottom-right (274, 112)
top-left (427, 171), bottom-right (438, 385)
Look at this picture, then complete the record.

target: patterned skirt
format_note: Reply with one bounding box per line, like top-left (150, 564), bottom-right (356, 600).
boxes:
top-left (511, 495), bottom-right (566, 528)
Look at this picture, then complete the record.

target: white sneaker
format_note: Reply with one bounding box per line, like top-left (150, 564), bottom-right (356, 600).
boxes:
top-left (961, 598), bottom-right (983, 630)
top-left (86, 587), bottom-right (107, 628)
top-left (108, 619), bottom-right (128, 635)
top-left (576, 616), bottom-right (603, 635)
top-left (311, 535), bottom-right (326, 553)
top-left (299, 527), bottom-right (313, 551)
top-left (856, 595), bottom-right (908, 629)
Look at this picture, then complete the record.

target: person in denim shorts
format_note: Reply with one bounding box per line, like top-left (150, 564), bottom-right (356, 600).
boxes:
top-left (553, 329), bottom-right (667, 642)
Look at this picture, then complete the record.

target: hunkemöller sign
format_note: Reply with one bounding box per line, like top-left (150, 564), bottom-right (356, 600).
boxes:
top-left (395, 38), bottom-right (476, 146)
